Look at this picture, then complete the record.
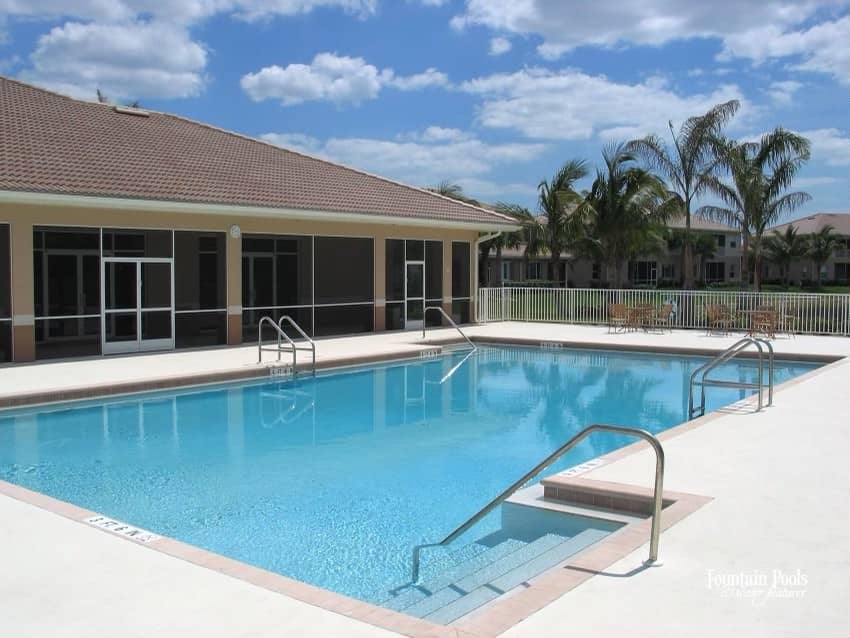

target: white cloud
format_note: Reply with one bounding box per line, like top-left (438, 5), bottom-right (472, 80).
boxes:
top-left (719, 16), bottom-right (850, 85)
top-left (489, 36), bottom-right (512, 56)
top-left (458, 67), bottom-right (748, 140)
top-left (20, 21), bottom-right (207, 100)
top-left (0, 0), bottom-right (378, 23)
top-left (797, 128), bottom-right (850, 167)
top-left (242, 53), bottom-right (449, 105)
top-left (398, 126), bottom-right (475, 143)
top-left (261, 128), bottom-right (546, 187)
top-left (450, 0), bottom-right (847, 82)
top-left (386, 67), bottom-right (449, 91)
top-left (765, 80), bottom-right (803, 105)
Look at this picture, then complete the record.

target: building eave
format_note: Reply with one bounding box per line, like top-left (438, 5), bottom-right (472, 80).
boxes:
top-left (0, 190), bottom-right (521, 233)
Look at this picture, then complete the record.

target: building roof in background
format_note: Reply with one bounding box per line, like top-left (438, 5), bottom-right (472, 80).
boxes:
top-left (666, 215), bottom-right (738, 232)
top-left (0, 75), bottom-right (516, 228)
top-left (769, 212), bottom-right (850, 236)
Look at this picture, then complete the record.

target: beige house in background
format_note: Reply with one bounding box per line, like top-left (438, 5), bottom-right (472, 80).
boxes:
top-left (764, 212), bottom-right (850, 283)
top-left (0, 76), bottom-right (517, 364)
top-left (489, 215), bottom-right (742, 287)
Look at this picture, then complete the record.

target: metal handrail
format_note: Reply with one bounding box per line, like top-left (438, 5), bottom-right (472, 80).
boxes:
top-left (688, 337), bottom-right (774, 419)
top-left (258, 316), bottom-right (297, 366)
top-left (409, 424), bottom-right (665, 583)
top-left (422, 306), bottom-right (476, 351)
top-left (279, 315), bottom-right (316, 375)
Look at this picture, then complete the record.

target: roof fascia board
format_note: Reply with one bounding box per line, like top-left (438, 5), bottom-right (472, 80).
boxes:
top-left (0, 190), bottom-right (520, 232)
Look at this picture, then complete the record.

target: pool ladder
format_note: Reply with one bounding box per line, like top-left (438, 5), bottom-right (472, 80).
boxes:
top-left (688, 337), bottom-right (774, 419)
top-left (257, 315), bottom-right (316, 375)
top-left (422, 306), bottom-right (477, 384)
top-left (407, 424), bottom-right (665, 584)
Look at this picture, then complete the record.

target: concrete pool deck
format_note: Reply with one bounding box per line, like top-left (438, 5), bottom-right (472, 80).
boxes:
top-left (0, 323), bottom-right (848, 637)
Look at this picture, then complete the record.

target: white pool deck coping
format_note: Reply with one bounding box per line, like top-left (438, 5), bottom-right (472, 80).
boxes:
top-left (1, 322), bottom-right (848, 637)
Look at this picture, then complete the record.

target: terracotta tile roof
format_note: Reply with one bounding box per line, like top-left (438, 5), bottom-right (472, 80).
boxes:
top-left (666, 214), bottom-right (738, 232)
top-left (0, 76), bottom-right (516, 228)
top-left (769, 212), bottom-right (850, 236)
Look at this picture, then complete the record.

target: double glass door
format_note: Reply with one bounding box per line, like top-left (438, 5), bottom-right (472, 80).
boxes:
top-left (405, 261), bottom-right (424, 330)
top-left (102, 258), bottom-right (174, 354)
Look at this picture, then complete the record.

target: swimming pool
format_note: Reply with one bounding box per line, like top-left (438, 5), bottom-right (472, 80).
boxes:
top-left (0, 345), bottom-right (817, 617)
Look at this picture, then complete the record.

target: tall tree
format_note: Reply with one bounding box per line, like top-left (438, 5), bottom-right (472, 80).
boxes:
top-left (495, 203), bottom-right (544, 281)
top-left (807, 225), bottom-right (840, 286)
top-left (700, 128), bottom-right (811, 291)
top-left (627, 100), bottom-right (740, 289)
top-left (577, 143), bottom-right (675, 288)
top-left (765, 226), bottom-right (809, 286)
top-left (537, 160), bottom-right (588, 287)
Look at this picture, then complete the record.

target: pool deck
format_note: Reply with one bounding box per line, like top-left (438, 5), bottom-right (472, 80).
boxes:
top-left (1, 323), bottom-right (848, 637)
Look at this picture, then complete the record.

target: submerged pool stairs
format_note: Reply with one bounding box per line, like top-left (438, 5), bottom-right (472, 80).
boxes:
top-left (383, 521), bottom-right (610, 625)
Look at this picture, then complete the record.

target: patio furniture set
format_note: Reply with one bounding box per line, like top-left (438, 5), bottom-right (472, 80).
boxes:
top-left (607, 303), bottom-right (673, 334)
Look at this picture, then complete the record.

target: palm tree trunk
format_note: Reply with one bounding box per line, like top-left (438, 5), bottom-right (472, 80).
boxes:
top-left (495, 245), bottom-right (504, 286)
top-left (550, 252), bottom-right (561, 287)
top-left (753, 253), bottom-right (762, 292)
top-left (741, 230), bottom-right (750, 290)
top-left (682, 214), bottom-right (694, 290)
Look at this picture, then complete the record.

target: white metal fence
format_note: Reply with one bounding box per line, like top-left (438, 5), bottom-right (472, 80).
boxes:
top-left (477, 286), bottom-right (850, 336)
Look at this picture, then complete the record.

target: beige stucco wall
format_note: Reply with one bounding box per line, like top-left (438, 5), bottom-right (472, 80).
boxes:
top-left (0, 201), bottom-right (479, 362)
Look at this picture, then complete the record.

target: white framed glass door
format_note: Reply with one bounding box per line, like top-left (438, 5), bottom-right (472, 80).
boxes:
top-left (405, 261), bottom-right (425, 330)
top-left (102, 257), bottom-right (174, 355)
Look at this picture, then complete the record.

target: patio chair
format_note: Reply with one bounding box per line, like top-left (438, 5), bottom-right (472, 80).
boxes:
top-left (705, 304), bottom-right (734, 335)
top-left (608, 303), bottom-right (629, 333)
top-left (749, 309), bottom-right (778, 339)
top-left (647, 303), bottom-right (674, 333)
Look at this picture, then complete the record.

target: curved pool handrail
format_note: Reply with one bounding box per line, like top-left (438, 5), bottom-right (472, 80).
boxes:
top-left (422, 306), bottom-right (476, 351)
top-left (409, 423), bottom-right (665, 583)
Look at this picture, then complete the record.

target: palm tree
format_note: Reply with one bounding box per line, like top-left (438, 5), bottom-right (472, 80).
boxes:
top-left (700, 128), bottom-right (811, 291)
top-left (576, 143), bottom-right (675, 287)
top-left (807, 225), bottom-right (840, 286)
top-left (494, 203), bottom-right (544, 281)
top-left (537, 160), bottom-right (588, 287)
top-left (627, 100), bottom-right (740, 289)
top-left (666, 229), bottom-right (717, 284)
top-left (765, 226), bottom-right (809, 286)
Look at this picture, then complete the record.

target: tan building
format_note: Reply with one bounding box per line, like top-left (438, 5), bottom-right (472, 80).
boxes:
top-left (765, 212), bottom-right (850, 283)
top-left (0, 76), bottom-right (517, 364)
top-left (488, 215), bottom-right (742, 287)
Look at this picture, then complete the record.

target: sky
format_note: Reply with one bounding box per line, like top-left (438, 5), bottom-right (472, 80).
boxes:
top-left (0, 0), bottom-right (847, 222)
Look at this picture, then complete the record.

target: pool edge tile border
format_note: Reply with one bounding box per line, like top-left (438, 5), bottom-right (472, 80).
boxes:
top-left (0, 340), bottom-right (844, 638)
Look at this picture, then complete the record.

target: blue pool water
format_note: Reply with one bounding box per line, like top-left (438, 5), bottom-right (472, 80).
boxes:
top-left (0, 346), bottom-right (816, 605)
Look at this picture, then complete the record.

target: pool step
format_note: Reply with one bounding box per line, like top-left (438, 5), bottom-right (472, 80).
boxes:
top-left (386, 528), bottom-right (608, 625)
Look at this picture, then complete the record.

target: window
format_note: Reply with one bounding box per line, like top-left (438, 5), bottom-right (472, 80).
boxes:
top-left (661, 264), bottom-right (675, 279)
top-left (730, 239), bottom-right (737, 248)
top-left (629, 261), bottom-right (657, 284)
top-left (716, 234), bottom-right (726, 248)
top-left (527, 262), bottom-right (541, 280)
top-left (451, 242), bottom-right (471, 324)
top-left (425, 240), bottom-right (443, 302)
top-left (704, 261), bottom-right (726, 282)
top-left (314, 237), bottom-right (373, 305)
top-left (591, 262), bottom-right (601, 280)
top-left (102, 229), bottom-right (172, 258)
top-left (0, 224), bottom-right (10, 363)
top-left (242, 234), bottom-right (314, 340)
top-left (174, 231), bottom-right (226, 349)
top-left (501, 261), bottom-right (511, 282)
top-left (33, 227), bottom-right (101, 360)
top-left (835, 263), bottom-right (849, 282)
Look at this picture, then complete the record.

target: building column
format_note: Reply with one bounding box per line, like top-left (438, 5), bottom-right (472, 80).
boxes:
top-left (11, 221), bottom-right (35, 362)
top-left (374, 233), bottom-right (386, 331)
top-left (226, 228), bottom-right (242, 345)
top-left (442, 239), bottom-right (453, 321)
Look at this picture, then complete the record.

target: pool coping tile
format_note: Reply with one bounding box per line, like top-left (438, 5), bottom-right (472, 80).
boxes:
top-left (0, 336), bottom-right (843, 638)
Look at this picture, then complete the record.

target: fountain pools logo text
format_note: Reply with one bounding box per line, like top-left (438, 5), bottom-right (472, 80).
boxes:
top-left (705, 569), bottom-right (807, 606)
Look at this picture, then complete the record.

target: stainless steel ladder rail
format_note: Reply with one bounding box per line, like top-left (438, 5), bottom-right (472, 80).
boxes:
top-left (688, 337), bottom-right (774, 419)
top-left (279, 315), bottom-right (317, 375)
top-left (409, 424), bottom-right (665, 583)
top-left (422, 306), bottom-right (477, 351)
top-left (258, 316), bottom-right (297, 366)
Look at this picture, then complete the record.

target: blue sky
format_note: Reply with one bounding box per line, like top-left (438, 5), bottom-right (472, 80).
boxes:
top-left (1, 0), bottom-right (847, 221)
